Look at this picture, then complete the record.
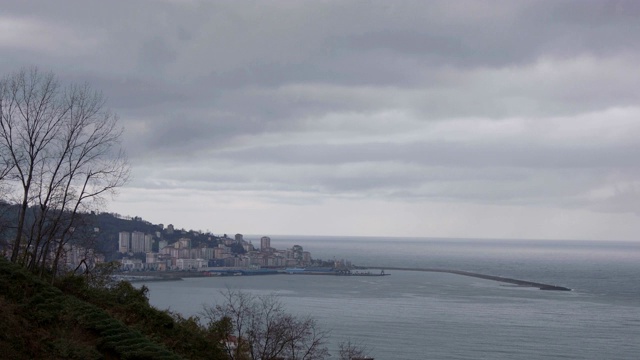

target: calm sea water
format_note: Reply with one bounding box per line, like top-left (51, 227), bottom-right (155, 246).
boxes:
top-left (142, 236), bottom-right (640, 359)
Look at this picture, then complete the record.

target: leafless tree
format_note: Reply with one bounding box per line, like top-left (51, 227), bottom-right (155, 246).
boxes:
top-left (203, 289), bottom-right (330, 360)
top-left (0, 143), bottom-right (11, 183)
top-left (338, 339), bottom-right (370, 360)
top-left (0, 147), bottom-right (12, 254)
top-left (0, 67), bottom-right (129, 276)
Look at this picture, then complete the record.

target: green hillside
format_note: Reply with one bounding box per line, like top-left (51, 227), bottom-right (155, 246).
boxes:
top-left (0, 258), bottom-right (225, 360)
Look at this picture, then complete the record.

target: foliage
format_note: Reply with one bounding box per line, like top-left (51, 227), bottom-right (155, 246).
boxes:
top-left (229, 242), bottom-right (247, 255)
top-left (58, 270), bottom-right (226, 359)
top-left (0, 257), bottom-right (225, 359)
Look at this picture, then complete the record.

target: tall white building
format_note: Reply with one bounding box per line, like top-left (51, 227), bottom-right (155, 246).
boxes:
top-left (260, 236), bottom-right (271, 252)
top-left (131, 231), bottom-right (146, 253)
top-left (118, 232), bottom-right (131, 253)
top-left (144, 234), bottom-right (154, 253)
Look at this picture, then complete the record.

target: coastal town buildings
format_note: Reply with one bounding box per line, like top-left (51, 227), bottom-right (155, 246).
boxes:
top-left (60, 244), bottom-right (105, 271)
top-left (117, 230), bottom-right (315, 272)
top-left (0, 213), bottom-right (322, 274)
top-left (121, 258), bottom-right (144, 271)
top-left (119, 231), bottom-right (153, 254)
top-left (176, 258), bottom-right (208, 270)
top-left (52, 221), bottom-right (318, 274)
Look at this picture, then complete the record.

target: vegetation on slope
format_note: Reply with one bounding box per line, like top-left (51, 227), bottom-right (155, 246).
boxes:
top-left (0, 258), bottom-right (225, 359)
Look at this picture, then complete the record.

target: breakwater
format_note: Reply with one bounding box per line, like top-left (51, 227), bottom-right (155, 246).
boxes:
top-left (372, 267), bottom-right (571, 291)
top-left (127, 267), bottom-right (571, 291)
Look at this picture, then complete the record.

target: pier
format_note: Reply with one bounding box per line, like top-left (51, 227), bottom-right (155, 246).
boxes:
top-left (373, 267), bottom-right (571, 291)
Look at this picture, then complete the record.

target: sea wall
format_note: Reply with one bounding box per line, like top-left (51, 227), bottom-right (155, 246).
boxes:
top-left (374, 267), bottom-right (571, 291)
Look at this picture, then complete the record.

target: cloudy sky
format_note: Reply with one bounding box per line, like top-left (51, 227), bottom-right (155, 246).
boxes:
top-left (3, 0), bottom-right (640, 240)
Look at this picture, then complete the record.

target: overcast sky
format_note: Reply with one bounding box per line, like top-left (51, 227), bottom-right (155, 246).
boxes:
top-left (3, 0), bottom-right (640, 240)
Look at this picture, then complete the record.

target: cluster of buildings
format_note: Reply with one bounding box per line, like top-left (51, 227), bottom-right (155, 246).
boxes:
top-left (119, 233), bottom-right (315, 272)
top-left (59, 243), bottom-right (105, 271)
top-left (118, 231), bottom-right (154, 253)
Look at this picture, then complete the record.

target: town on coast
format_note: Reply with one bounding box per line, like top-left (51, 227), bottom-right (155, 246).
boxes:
top-left (120, 231), bottom-right (388, 280)
top-left (66, 214), bottom-right (570, 290)
top-left (62, 216), bottom-right (383, 279)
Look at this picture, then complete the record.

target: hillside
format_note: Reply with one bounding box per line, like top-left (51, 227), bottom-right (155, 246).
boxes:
top-left (90, 212), bottom-right (226, 259)
top-left (0, 205), bottom-right (227, 260)
top-left (0, 258), bottom-right (225, 359)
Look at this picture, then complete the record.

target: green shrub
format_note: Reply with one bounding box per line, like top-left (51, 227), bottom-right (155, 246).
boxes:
top-left (48, 338), bottom-right (103, 360)
top-left (0, 258), bottom-right (226, 360)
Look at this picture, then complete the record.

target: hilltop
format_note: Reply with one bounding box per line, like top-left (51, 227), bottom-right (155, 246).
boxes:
top-left (90, 212), bottom-right (230, 258)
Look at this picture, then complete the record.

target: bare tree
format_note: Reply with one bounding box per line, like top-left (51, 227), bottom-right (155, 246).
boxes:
top-left (203, 289), bottom-right (330, 360)
top-left (0, 67), bottom-right (129, 276)
top-left (0, 138), bottom-right (11, 183)
top-left (0, 145), bottom-right (13, 255)
top-left (338, 339), bottom-right (370, 360)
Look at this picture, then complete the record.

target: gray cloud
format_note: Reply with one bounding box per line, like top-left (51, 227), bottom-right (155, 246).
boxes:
top-left (214, 140), bottom-right (640, 169)
top-left (2, 0), bottom-right (640, 239)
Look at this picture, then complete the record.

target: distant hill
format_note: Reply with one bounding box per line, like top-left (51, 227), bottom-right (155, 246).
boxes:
top-left (84, 212), bottom-right (226, 260)
top-left (0, 205), bottom-right (235, 261)
top-left (90, 212), bottom-right (164, 256)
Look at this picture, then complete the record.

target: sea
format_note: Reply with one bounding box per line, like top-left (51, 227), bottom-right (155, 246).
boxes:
top-left (141, 236), bottom-right (640, 359)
